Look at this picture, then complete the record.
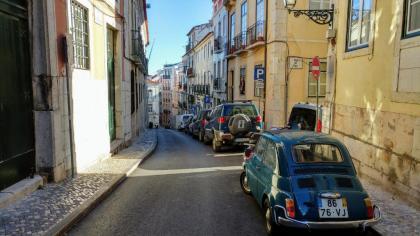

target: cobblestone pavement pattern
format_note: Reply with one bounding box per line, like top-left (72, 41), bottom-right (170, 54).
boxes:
top-left (0, 128), bottom-right (419, 236)
top-left (0, 129), bottom-right (156, 236)
top-left (361, 178), bottom-right (420, 236)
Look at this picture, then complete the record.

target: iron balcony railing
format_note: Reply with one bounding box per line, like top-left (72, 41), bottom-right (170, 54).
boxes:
top-left (131, 29), bottom-right (147, 70)
top-left (229, 31), bottom-right (247, 54)
top-left (227, 21), bottom-right (265, 55)
top-left (247, 20), bottom-right (265, 45)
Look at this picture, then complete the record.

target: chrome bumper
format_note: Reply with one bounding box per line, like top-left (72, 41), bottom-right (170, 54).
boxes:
top-left (273, 205), bottom-right (381, 230)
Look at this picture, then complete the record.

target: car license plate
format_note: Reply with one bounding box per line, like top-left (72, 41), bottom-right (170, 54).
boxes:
top-left (318, 198), bottom-right (348, 218)
top-left (235, 138), bottom-right (249, 142)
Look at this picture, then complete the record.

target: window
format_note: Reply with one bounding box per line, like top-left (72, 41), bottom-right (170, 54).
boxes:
top-left (241, 1), bottom-right (248, 46)
top-left (230, 13), bottom-right (236, 46)
top-left (223, 15), bottom-right (226, 36)
top-left (346, 0), bottom-right (372, 50)
top-left (256, 0), bottom-right (264, 22)
top-left (148, 104), bottom-right (153, 113)
top-left (222, 104), bottom-right (258, 116)
top-left (293, 144), bottom-right (344, 163)
top-left (254, 137), bottom-right (267, 161)
top-left (131, 71), bottom-right (135, 114)
top-left (308, 61), bottom-right (327, 97)
top-left (239, 67), bottom-right (246, 95)
top-left (217, 61), bottom-right (221, 79)
top-left (309, 0), bottom-right (330, 10)
top-left (263, 141), bottom-right (277, 171)
top-left (71, 1), bottom-right (90, 69)
top-left (404, 0), bottom-right (420, 37)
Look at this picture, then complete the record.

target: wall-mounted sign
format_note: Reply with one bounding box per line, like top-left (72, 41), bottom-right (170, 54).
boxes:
top-left (254, 67), bottom-right (265, 81)
top-left (94, 8), bottom-right (103, 25)
top-left (256, 80), bottom-right (264, 89)
top-left (288, 57), bottom-right (303, 69)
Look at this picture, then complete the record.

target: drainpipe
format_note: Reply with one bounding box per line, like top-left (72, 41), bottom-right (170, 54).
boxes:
top-left (63, 34), bottom-right (75, 178)
top-left (262, 0), bottom-right (268, 126)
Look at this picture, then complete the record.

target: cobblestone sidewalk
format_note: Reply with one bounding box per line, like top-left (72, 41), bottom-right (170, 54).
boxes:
top-left (0, 129), bottom-right (157, 236)
top-left (361, 178), bottom-right (420, 236)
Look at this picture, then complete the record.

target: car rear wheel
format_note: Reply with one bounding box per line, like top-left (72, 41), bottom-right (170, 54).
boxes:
top-left (264, 199), bottom-right (277, 235)
top-left (240, 172), bottom-right (251, 195)
top-left (212, 137), bottom-right (221, 152)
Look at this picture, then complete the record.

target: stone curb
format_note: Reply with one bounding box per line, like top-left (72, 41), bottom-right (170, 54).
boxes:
top-left (43, 131), bottom-right (158, 236)
top-left (0, 175), bottom-right (44, 209)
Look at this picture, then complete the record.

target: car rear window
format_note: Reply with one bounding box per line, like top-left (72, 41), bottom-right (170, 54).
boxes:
top-left (183, 116), bottom-right (191, 122)
top-left (289, 108), bottom-right (316, 131)
top-left (222, 105), bottom-right (257, 117)
top-left (293, 144), bottom-right (343, 163)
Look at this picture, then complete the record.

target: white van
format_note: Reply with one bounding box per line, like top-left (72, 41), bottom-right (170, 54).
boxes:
top-left (175, 114), bottom-right (193, 130)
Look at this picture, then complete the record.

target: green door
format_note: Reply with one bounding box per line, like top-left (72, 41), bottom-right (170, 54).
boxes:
top-left (0, 0), bottom-right (35, 190)
top-left (107, 28), bottom-right (116, 140)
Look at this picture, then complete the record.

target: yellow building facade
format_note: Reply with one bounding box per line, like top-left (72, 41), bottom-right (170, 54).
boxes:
top-left (194, 32), bottom-right (214, 109)
top-left (224, 0), bottom-right (329, 128)
top-left (325, 0), bottom-right (420, 205)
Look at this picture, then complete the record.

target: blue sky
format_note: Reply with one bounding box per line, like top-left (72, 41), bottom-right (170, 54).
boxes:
top-left (146, 0), bottom-right (212, 75)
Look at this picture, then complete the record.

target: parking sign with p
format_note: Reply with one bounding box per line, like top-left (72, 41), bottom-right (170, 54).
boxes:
top-left (254, 67), bottom-right (265, 81)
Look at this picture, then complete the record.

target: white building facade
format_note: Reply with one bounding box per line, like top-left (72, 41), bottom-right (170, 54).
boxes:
top-left (212, 0), bottom-right (228, 105)
top-left (146, 79), bottom-right (160, 127)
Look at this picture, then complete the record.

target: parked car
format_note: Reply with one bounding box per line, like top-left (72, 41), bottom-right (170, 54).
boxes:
top-left (288, 103), bottom-right (322, 132)
top-left (176, 114), bottom-right (193, 130)
top-left (190, 109), bottom-right (212, 141)
top-left (204, 102), bottom-right (263, 152)
top-left (182, 116), bottom-right (194, 133)
top-left (240, 131), bottom-right (381, 235)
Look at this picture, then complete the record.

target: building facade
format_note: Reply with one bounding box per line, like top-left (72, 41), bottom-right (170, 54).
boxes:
top-left (159, 64), bottom-right (177, 127)
top-left (212, 0), bottom-right (228, 105)
top-left (224, 0), bottom-right (328, 127)
top-left (194, 31), bottom-right (214, 110)
top-left (0, 0), bottom-right (149, 191)
top-left (322, 0), bottom-right (420, 205)
top-left (184, 23), bottom-right (213, 114)
top-left (146, 78), bottom-right (160, 127)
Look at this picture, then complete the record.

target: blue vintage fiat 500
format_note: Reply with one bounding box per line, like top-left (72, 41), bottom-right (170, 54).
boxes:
top-left (240, 131), bottom-right (381, 234)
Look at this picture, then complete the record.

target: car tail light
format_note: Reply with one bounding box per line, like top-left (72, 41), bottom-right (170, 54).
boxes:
top-left (256, 115), bottom-right (262, 123)
top-left (364, 198), bottom-right (374, 219)
top-left (285, 198), bottom-right (295, 218)
top-left (218, 117), bottom-right (225, 124)
top-left (244, 148), bottom-right (254, 161)
top-left (316, 119), bottom-right (322, 132)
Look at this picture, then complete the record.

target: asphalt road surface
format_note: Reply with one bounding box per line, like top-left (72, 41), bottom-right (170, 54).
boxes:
top-left (68, 129), bottom-right (380, 236)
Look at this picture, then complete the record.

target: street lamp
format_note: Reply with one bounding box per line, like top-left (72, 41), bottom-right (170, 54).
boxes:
top-left (283, 0), bottom-right (334, 27)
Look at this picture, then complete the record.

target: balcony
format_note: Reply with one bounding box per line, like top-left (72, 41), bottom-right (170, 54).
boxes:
top-left (246, 20), bottom-right (265, 49)
top-left (131, 29), bottom-right (147, 72)
top-left (228, 31), bottom-right (247, 55)
top-left (227, 22), bottom-right (265, 57)
top-left (214, 36), bottom-right (223, 53)
top-left (187, 68), bottom-right (195, 78)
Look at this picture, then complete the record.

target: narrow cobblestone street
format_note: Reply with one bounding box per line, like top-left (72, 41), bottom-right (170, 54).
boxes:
top-left (67, 129), bottom-right (381, 236)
